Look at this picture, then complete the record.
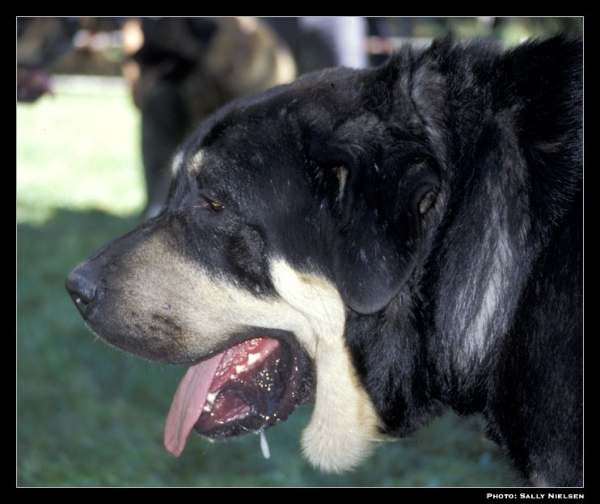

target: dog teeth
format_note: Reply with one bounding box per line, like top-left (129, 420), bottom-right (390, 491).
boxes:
top-left (234, 351), bottom-right (263, 376)
top-left (206, 391), bottom-right (218, 404)
top-left (247, 352), bottom-right (261, 365)
top-left (203, 348), bottom-right (272, 413)
top-left (203, 391), bottom-right (219, 412)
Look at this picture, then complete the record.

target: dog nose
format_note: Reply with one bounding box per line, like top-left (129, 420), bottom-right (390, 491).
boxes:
top-left (65, 263), bottom-right (99, 314)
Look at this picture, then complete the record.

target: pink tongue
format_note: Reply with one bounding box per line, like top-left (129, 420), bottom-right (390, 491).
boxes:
top-left (164, 353), bottom-right (224, 457)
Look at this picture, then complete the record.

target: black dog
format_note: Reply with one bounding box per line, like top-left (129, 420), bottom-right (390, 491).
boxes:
top-left (66, 36), bottom-right (582, 486)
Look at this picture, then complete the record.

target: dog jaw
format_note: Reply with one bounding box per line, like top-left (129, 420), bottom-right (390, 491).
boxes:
top-left (269, 259), bottom-right (384, 472)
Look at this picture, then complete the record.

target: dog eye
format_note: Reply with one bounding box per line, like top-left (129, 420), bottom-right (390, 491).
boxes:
top-left (194, 198), bottom-right (225, 213)
top-left (208, 200), bottom-right (225, 212)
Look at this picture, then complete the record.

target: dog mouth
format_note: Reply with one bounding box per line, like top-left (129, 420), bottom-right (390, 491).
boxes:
top-left (164, 335), bottom-right (313, 457)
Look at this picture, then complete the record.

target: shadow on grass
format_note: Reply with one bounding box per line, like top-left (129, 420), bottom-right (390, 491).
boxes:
top-left (17, 208), bottom-right (518, 487)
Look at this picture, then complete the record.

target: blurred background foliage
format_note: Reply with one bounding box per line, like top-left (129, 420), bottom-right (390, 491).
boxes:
top-left (17, 17), bottom-right (581, 487)
top-left (39, 17), bottom-right (584, 77)
top-left (375, 16), bottom-right (582, 40)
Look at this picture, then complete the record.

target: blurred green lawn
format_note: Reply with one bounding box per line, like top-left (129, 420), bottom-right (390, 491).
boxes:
top-left (17, 76), bottom-right (519, 487)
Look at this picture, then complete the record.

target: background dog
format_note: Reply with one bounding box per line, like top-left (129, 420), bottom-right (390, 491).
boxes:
top-left (17, 17), bottom-right (79, 102)
top-left (66, 35), bottom-right (582, 487)
top-left (121, 17), bottom-right (296, 219)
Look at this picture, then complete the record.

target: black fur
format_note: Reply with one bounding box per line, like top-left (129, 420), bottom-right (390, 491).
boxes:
top-left (67, 36), bottom-right (582, 486)
top-left (338, 36), bottom-right (583, 484)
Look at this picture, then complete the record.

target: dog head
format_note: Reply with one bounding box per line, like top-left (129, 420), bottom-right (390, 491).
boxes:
top-left (66, 45), bottom-right (447, 472)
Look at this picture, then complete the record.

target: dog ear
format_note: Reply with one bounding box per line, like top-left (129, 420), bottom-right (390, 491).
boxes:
top-left (302, 45), bottom-right (448, 314)
top-left (308, 135), bottom-right (441, 315)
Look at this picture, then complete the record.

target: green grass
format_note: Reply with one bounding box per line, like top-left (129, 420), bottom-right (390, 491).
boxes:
top-left (17, 76), bottom-right (519, 487)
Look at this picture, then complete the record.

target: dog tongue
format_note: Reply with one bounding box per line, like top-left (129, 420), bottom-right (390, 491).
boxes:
top-left (164, 353), bottom-right (224, 457)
